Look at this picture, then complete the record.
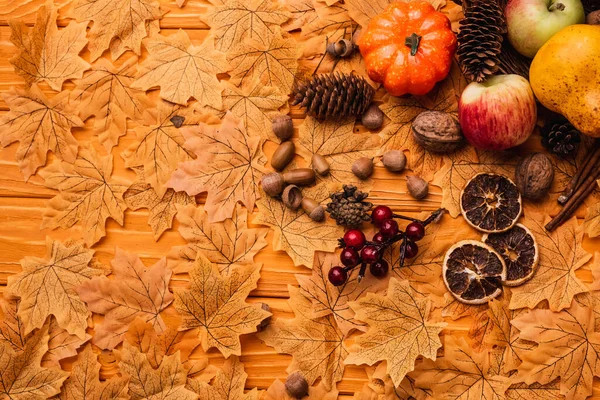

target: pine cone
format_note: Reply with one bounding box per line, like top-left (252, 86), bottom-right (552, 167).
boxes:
top-left (326, 185), bottom-right (373, 228)
top-left (291, 73), bottom-right (375, 120)
top-left (541, 120), bottom-right (581, 157)
top-left (457, 0), bottom-right (506, 82)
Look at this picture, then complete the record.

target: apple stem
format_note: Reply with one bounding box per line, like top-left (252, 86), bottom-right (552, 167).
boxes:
top-left (405, 33), bottom-right (422, 56)
top-left (549, 2), bottom-right (565, 11)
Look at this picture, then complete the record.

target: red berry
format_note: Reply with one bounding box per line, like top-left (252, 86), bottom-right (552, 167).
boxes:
top-left (371, 205), bottom-right (393, 226)
top-left (340, 248), bottom-right (360, 267)
top-left (361, 245), bottom-right (380, 263)
top-left (402, 240), bottom-right (419, 259)
top-left (328, 266), bottom-right (348, 286)
top-left (379, 219), bottom-right (399, 239)
top-left (343, 229), bottom-right (366, 249)
top-left (406, 222), bottom-right (425, 242)
top-left (370, 259), bottom-right (389, 278)
top-left (372, 232), bottom-right (386, 244)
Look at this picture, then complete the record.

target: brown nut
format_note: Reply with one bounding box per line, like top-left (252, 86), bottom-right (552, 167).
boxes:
top-left (262, 172), bottom-right (285, 197)
top-left (256, 303), bottom-right (271, 332)
top-left (282, 185), bottom-right (303, 210)
top-left (283, 168), bottom-right (316, 186)
top-left (326, 39), bottom-right (354, 58)
top-left (352, 157), bottom-right (374, 180)
top-left (271, 141), bottom-right (295, 171)
top-left (272, 115), bottom-right (294, 141)
top-left (285, 371), bottom-right (309, 399)
top-left (361, 103), bottom-right (384, 130)
top-left (301, 198), bottom-right (325, 222)
top-left (407, 175), bottom-right (429, 199)
top-left (587, 10), bottom-right (600, 25)
top-left (382, 150), bottom-right (407, 172)
top-left (412, 111), bottom-right (464, 153)
top-left (312, 154), bottom-right (330, 176)
top-left (515, 153), bottom-right (554, 200)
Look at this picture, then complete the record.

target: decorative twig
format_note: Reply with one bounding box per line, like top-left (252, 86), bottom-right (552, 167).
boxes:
top-left (558, 139), bottom-right (600, 205)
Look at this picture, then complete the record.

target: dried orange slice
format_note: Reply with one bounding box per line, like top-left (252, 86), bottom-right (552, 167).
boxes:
top-left (482, 223), bottom-right (538, 287)
top-left (460, 173), bottom-right (522, 233)
top-left (443, 240), bottom-right (506, 305)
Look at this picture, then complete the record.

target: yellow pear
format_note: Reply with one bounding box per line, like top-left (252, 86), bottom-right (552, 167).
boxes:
top-left (530, 24), bottom-right (600, 137)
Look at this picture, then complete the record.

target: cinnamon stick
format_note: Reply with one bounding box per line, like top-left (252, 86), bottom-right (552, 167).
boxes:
top-left (558, 140), bottom-right (600, 204)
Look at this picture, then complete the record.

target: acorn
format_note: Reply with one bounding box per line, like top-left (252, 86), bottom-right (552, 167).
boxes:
top-left (407, 175), bottom-right (429, 199)
top-left (256, 303), bottom-right (271, 332)
top-left (283, 168), bottom-right (316, 186)
top-left (352, 157), bottom-right (374, 180)
top-left (326, 39), bottom-right (355, 58)
top-left (271, 141), bottom-right (295, 171)
top-left (282, 185), bottom-right (303, 210)
top-left (301, 198), bottom-right (325, 222)
top-left (285, 371), bottom-right (309, 399)
top-left (262, 172), bottom-right (285, 197)
top-left (382, 150), bottom-right (406, 172)
top-left (361, 104), bottom-right (384, 130)
top-left (272, 115), bottom-right (294, 141)
top-left (312, 154), bottom-right (330, 176)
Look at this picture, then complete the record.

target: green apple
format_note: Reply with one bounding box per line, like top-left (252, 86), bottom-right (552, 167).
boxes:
top-left (506, 0), bottom-right (585, 58)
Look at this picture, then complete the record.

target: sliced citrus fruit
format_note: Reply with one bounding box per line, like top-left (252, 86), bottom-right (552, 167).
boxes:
top-left (460, 173), bottom-right (522, 233)
top-left (443, 240), bottom-right (507, 305)
top-left (482, 223), bottom-right (538, 287)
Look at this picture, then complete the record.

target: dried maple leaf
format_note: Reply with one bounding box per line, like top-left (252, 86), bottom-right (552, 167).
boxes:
top-left (228, 33), bottom-right (300, 95)
top-left (259, 286), bottom-right (348, 390)
top-left (70, 0), bottom-right (163, 61)
top-left (0, 324), bottom-right (68, 399)
top-left (133, 31), bottom-right (229, 106)
top-left (76, 248), bottom-right (174, 350)
top-left (187, 356), bottom-right (259, 400)
top-left (505, 380), bottom-right (563, 400)
top-left (203, 0), bottom-right (291, 53)
top-left (168, 112), bottom-right (266, 223)
top-left (0, 298), bottom-right (27, 351)
top-left (9, 1), bottom-right (88, 90)
top-left (509, 213), bottom-right (589, 311)
top-left (0, 85), bottom-right (83, 180)
top-left (345, 0), bottom-right (446, 28)
top-left (296, 117), bottom-right (380, 189)
top-left (512, 302), bottom-right (600, 399)
top-left (302, 2), bottom-right (353, 47)
top-left (124, 169), bottom-right (195, 240)
top-left (345, 278), bottom-right (445, 387)
top-left (585, 182), bottom-right (600, 238)
top-left (6, 237), bottom-right (102, 339)
top-left (265, 379), bottom-right (339, 400)
top-left (283, 0), bottom-right (318, 32)
top-left (174, 254), bottom-right (270, 357)
top-left (58, 344), bottom-right (128, 399)
top-left (254, 184), bottom-right (344, 267)
top-left (369, 362), bottom-right (431, 400)
top-left (40, 146), bottom-right (129, 246)
top-left (169, 203), bottom-right (267, 275)
top-left (412, 336), bottom-right (512, 400)
top-left (71, 56), bottom-right (153, 150)
top-left (43, 317), bottom-right (91, 367)
top-left (119, 342), bottom-right (197, 400)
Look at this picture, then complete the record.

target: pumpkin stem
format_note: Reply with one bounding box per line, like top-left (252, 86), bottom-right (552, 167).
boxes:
top-left (405, 33), bottom-right (422, 56)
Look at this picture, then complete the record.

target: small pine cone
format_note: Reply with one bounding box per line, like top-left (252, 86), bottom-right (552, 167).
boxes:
top-left (291, 73), bottom-right (375, 120)
top-left (457, 0), bottom-right (506, 83)
top-left (326, 185), bottom-right (373, 228)
top-left (541, 120), bottom-right (581, 157)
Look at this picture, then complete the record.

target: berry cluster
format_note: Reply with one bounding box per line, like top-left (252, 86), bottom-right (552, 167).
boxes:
top-left (328, 206), bottom-right (445, 286)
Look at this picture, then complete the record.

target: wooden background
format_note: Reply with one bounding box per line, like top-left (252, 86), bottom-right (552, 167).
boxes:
top-left (1, 0), bottom-right (600, 398)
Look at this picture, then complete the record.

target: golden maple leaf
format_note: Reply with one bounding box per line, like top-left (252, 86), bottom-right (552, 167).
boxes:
top-left (6, 237), bottom-right (102, 339)
top-left (0, 298), bottom-right (27, 352)
top-left (585, 181), bottom-right (600, 238)
top-left (124, 169), bottom-right (195, 241)
top-left (283, 0), bottom-right (318, 33)
top-left (259, 285), bottom-right (348, 390)
top-left (301, 2), bottom-right (353, 48)
top-left (362, 362), bottom-right (431, 400)
top-left (76, 248), bottom-right (174, 350)
top-left (43, 317), bottom-right (91, 367)
top-left (70, 0), bottom-right (163, 61)
top-left (0, 324), bottom-right (68, 399)
top-left (265, 379), bottom-right (339, 400)
top-left (174, 254), bottom-right (270, 357)
top-left (345, 278), bottom-right (446, 387)
top-left (133, 31), bottom-right (229, 106)
top-left (119, 342), bottom-right (198, 400)
top-left (71, 56), bottom-right (153, 151)
top-left (168, 112), bottom-right (266, 223)
top-left (505, 381), bottom-right (563, 400)
top-left (169, 203), bottom-right (268, 275)
top-left (254, 184), bottom-right (344, 267)
top-left (512, 301), bottom-right (600, 399)
top-left (203, 0), bottom-right (291, 53)
top-left (40, 146), bottom-right (129, 246)
top-left (0, 85), bottom-right (83, 180)
top-left (58, 344), bottom-right (128, 400)
top-left (187, 355), bottom-right (259, 400)
top-left (9, 1), bottom-right (89, 91)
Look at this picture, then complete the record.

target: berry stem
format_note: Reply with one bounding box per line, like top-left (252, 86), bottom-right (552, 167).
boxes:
top-left (398, 236), bottom-right (408, 269)
top-left (392, 208), bottom-right (445, 226)
top-left (357, 262), bottom-right (368, 283)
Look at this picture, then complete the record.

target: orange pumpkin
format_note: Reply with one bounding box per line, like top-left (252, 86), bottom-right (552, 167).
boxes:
top-left (358, 1), bottom-right (457, 96)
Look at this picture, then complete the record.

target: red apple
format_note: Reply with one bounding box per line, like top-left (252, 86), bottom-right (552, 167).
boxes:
top-left (459, 75), bottom-right (537, 150)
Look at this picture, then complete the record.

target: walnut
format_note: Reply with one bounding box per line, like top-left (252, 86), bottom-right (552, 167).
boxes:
top-left (514, 153), bottom-right (554, 200)
top-left (412, 111), bottom-right (464, 153)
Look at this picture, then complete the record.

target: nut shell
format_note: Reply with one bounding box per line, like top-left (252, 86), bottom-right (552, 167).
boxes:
top-left (406, 175), bottom-right (429, 199)
top-left (283, 168), bottom-right (316, 186)
top-left (514, 153), bottom-right (554, 200)
top-left (285, 371), bottom-right (309, 399)
top-left (262, 173), bottom-right (285, 197)
top-left (312, 154), bottom-right (330, 176)
top-left (272, 115), bottom-right (294, 141)
top-left (271, 141), bottom-right (295, 171)
top-left (382, 150), bottom-right (406, 172)
top-left (361, 103), bottom-right (384, 130)
top-left (282, 185), bottom-right (303, 210)
top-left (412, 111), bottom-right (464, 153)
top-left (352, 157), bottom-right (374, 180)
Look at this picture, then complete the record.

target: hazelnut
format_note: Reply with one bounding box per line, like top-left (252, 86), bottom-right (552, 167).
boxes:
top-left (301, 198), bottom-right (325, 222)
top-left (515, 153), bottom-right (554, 200)
top-left (406, 175), bottom-right (429, 199)
top-left (312, 154), bottom-right (330, 176)
top-left (352, 157), bottom-right (374, 180)
top-left (282, 185), bottom-right (303, 210)
top-left (262, 173), bottom-right (285, 197)
top-left (587, 10), bottom-right (600, 25)
top-left (283, 168), bottom-right (316, 186)
top-left (285, 371), bottom-right (309, 399)
top-left (256, 303), bottom-right (271, 332)
top-left (272, 115), bottom-right (294, 141)
top-left (361, 104), bottom-right (384, 130)
top-left (412, 111), bottom-right (464, 153)
top-left (271, 141), bottom-right (295, 171)
top-left (382, 150), bottom-right (406, 172)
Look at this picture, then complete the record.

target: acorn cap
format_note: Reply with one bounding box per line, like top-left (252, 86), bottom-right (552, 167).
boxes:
top-left (285, 371), bottom-right (309, 399)
top-left (262, 173), bottom-right (285, 197)
top-left (301, 198), bottom-right (325, 222)
top-left (272, 115), bottom-right (294, 141)
top-left (282, 185), bottom-right (303, 210)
